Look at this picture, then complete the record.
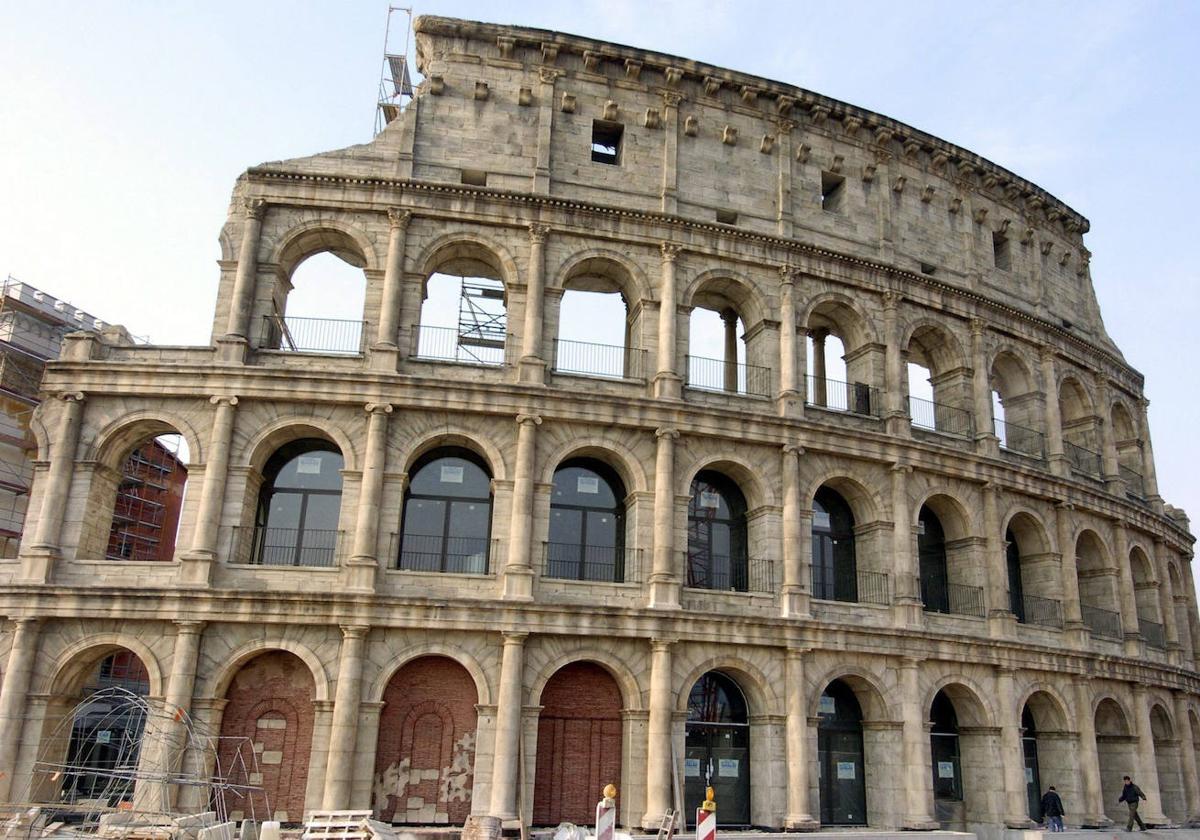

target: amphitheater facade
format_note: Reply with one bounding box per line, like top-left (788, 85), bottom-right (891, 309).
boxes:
top-left (0, 15), bottom-right (1197, 838)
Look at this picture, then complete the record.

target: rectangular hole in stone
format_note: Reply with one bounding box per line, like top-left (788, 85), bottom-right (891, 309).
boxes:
top-left (591, 120), bottom-right (623, 164)
top-left (821, 172), bottom-right (845, 213)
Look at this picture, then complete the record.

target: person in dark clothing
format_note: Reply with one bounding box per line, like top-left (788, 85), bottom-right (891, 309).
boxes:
top-left (1040, 786), bottom-right (1065, 832)
top-left (1119, 775), bottom-right (1147, 831)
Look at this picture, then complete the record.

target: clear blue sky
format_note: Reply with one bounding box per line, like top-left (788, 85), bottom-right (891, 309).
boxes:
top-left (2, 2), bottom-right (1197, 552)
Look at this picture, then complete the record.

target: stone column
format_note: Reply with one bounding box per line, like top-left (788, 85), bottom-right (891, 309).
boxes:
top-left (1183, 562), bottom-right (1200, 672)
top-left (1132, 686), bottom-right (1167, 822)
top-left (649, 428), bottom-right (680, 609)
top-left (374, 208), bottom-right (412, 359)
top-left (180, 396), bottom-right (238, 586)
top-left (346, 403), bottom-right (392, 592)
top-left (654, 244), bottom-right (682, 399)
top-left (518, 224), bottom-right (550, 383)
top-left (1073, 679), bottom-right (1106, 825)
top-left (642, 638), bottom-right (674, 828)
top-left (1095, 379), bottom-right (1120, 488)
top-left (23, 392), bottom-right (85, 582)
top-left (1172, 692), bottom-right (1200, 819)
top-left (1156, 540), bottom-right (1182, 663)
top-left (892, 464), bottom-right (921, 626)
top-left (660, 92), bottom-right (682, 214)
top-left (503, 415), bottom-right (540, 601)
top-left (1138, 398), bottom-right (1163, 510)
top-left (996, 667), bottom-right (1030, 826)
top-left (777, 267), bottom-right (801, 416)
top-left (0, 619), bottom-right (40, 802)
top-left (900, 657), bottom-right (936, 828)
top-left (971, 319), bottom-right (998, 453)
top-left (323, 625), bottom-right (369, 809)
top-left (780, 445), bottom-right (809, 618)
top-left (783, 648), bottom-right (816, 828)
top-left (984, 483), bottom-right (1015, 634)
top-left (490, 631), bottom-right (527, 821)
top-left (1056, 503), bottom-right (1087, 644)
top-left (882, 291), bottom-right (907, 434)
top-left (160, 620), bottom-right (204, 808)
top-left (1112, 521), bottom-right (1143, 655)
top-left (809, 328), bottom-right (828, 406)
top-left (721, 309), bottom-right (739, 392)
top-left (775, 120), bottom-right (795, 237)
top-left (1040, 346), bottom-right (1067, 475)
top-left (223, 197), bottom-right (267, 341)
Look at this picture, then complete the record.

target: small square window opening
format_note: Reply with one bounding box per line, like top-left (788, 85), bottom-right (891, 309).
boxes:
top-left (591, 120), bottom-right (623, 164)
top-left (821, 172), bottom-right (846, 213)
top-left (993, 233), bottom-right (1011, 271)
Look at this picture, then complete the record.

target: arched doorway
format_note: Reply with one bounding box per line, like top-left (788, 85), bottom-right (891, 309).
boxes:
top-left (373, 656), bottom-right (477, 824)
top-left (1021, 706), bottom-right (1041, 821)
top-left (930, 690), bottom-right (963, 829)
top-left (918, 506), bottom-right (950, 613)
top-left (685, 672), bottom-right (750, 826)
top-left (533, 662), bottom-right (623, 825)
top-left (812, 488), bottom-right (857, 602)
top-left (1151, 704), bottom-right (1184, 822)
top-left (817, 680), bottom-right (866, 825)
top-left (1094, 698), bottom-right (1136, 824)
top-left (217, 651), bottom-right (315, 823)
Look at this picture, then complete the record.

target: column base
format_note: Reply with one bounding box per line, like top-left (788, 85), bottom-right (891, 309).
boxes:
top-left (988, 610), bottom-right (1018, 638)
top-left (893, 597), bottom-right (924, 628)
top-left (1064, 622), bottom-right (1090, 648)
top-left (779, 585), bottom-right (811, 619)
top-left (368, 344), bottom-right (401, 372)
top-left (215, 336), bottom-right (249, 363)
top-left (1123, 634), bottom-right (1146, 657)
top-left (177, 550), bottom-right (214, 587)
top-left (903, 818), bottom-right (940, 830)
top-left (975, 433), bottom-right (1001, 457)
top-left (501, 567), bottom-right (534, 601)
top-left (647, 574), bottom-right (681, 609)
top-left (1004, 817), bottom-right (1034, 829)
top-left (782, 815), bottom-right (819, 831)
top-left (17, 545), bottom-right (59, 584)
top-left (342, 556), bottom-right (379, 593)
top-left (776, 389), bottom-right (803, 418)
top-left (517, 356), bottom-right (547, 384)
top-left (884, 413), bottom-right (911, 436)
top-left (653, 372), bottom-right (682, 399)
top-left (1048, 454), bottom-right (1069, 477)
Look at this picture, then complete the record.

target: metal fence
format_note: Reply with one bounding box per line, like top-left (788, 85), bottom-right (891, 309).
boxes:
top-left (411, 324), bottom-right (506, 366)
top-left (1064, 441), bottom-right (1102, 478)
top-left (246, 526), bottom-right (341, 567)
top-left (920, 575), bottom-right (985, 617)
top-left (394, 534), bottom-right (492, 575)
top-left (552, 339), bottom-right (646, 380)
top-left (1140, 618), bottom-right (1166, 650)
top-left (995, 419), bottom-right (1045, 459)
top-left (805, 375), bottom-right (880, 417)
top-left (810, 567), bottom-right (890, 605)
top-left (1082, 604), bottom-right (1123, 641)
top-left (541, 542), bottom-right (640, 583)
top-left (1021, 594), bottom-right (1063, 629)
top-left (1120, 465), bottom-right (1145, 499)
top-left (684, 552), bottom-right (774, 594)
top-left (685, 355), bottom-right (771, 397)
top-left (260, 315), bottom-right (365, 355)
top-left (908, 396), bottom-right (973, 438)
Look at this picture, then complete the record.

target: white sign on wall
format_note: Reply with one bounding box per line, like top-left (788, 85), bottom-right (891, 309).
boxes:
top-left (700, 491), bottom-right (721, 509)
top-left (937, 761), bottom-right (955, 779)
top-left (718, 758), bottom-right (739, 777)
top-left (440, 465), bottom-right (464, 484)
top-left (577, 475), bottom-right (600, 494)
top-left (837, 761), bottom-right (856, 780)
top-left (684, 758), bottom-right (701, 777)
top-left (297, 456), bottom-right (322, 474)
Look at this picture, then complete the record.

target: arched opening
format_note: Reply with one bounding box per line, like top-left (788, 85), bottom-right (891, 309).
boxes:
top-left (265, 233), bottom-right (368, 355)
top-left (817, 679), bottom-right (867, 825)
top-left (217, 651), bottom-right (315, 823)
top-left (930, 690), bottom-right (963, 816)
top-left (1023, 691), bottom-right (1076, 826)
top-left (1130, 548), bottom-right (1165, 649)
top-left (805, 299), bottom-right (878, 416)
top-left (1059, 377), bottom-right (1101, 478)
top-left (1151, 704), bottom-right (1184, 822)
top-left (373, 656), bottom-right (477, 824)
top-left (398, 447), bottom-right (492, 574)
top-left (554, 259), bottom-right (642, 379)
top-left (1006, 514), bottom-right (1061, 627)
top-left (685, 278), bottom-right (768, 398)
top-left (1094, 698), bottom-right (1136, 824)
top-left (103, 433), bottom-right (190, 562)
top-left (685, 672), bottom-right (750, 827)
top-left (686, 471), bottom-right (750, 592)
top-left (1021, 706), bottom-right (1042, 821)
top-left (1170, 564), bottom-right (1195, 661)
top-left (1077, 531), bottom-right (1122, 641)
top-left (918, 500), bottom-right (982, 617)
top-left (251, 440), bottom-right (344, 567)
top-left (533, 662), bottom-right (623, 826)
top-left (906, 325), bottom-right (971, 438)
top-left (991, 351), bottom-right (1043, 457)
top-left (547, 459), bottom-right (627, 583)
top-left (812, 486), bottom-right (857, 603)
top-left (414, 245), bottom-right (507, 366)
top-left (1111, 402), bottom-right (1144, 496)
top-left (929, 685), bottom-right (995, 830)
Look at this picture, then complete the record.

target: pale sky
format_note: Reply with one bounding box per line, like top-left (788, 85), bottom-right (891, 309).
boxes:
top-left (2, 2), bottom-right (1197, 560)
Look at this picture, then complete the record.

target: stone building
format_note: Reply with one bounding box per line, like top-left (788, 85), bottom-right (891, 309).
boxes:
top-left (0, 15), bottom-right (1196, 837)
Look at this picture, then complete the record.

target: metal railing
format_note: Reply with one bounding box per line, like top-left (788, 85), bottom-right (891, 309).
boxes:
top-left (920, 575), bottom-right (985, 617)
top-left (1064, 440), bottom-right (1102, 478)
top-left (811, 567), bottom-right (890, 605)
top-left (1020, 594), bottom-right (1063, 629)
top-left (1140, 618), bottom-right (1166, 650)
top-left (1082, 604), bottom-right (1123, 641)
top-left (1120, 465), bottom-right (1145, 499)
top-left (394, 534), bottom-right (492, 575)
top-left (247, 526), bottom-right (341, 567)
top-left (411, 324), bottom-right (506, 366)
top-left (685, 355), bottom-right (771, 397)
top-left (908, 396), bottom-right (973, 438)
top-left (805, 375), bottom-right (880, 417)
top-left (995, 419), bottom-right (1045, 459)
top-left (552, 339), bottom-right (646, 380)
top-left (684, 552), bottom-right (774, 594)
top-left (260, 315), bottom-right (365, 355)
top-left (541, 542), bottom-right (639, 583)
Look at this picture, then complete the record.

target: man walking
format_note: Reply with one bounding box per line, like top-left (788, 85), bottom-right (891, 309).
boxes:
top-left (1119, 775), bottom-right (1147, 831)
top-left (1040, 785), bottom-right (1065, 832)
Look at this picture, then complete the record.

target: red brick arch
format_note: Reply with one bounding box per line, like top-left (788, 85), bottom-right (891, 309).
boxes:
top-left (533, 662), bottom-right (623, 826)
top-left (217, 651), bottom-right (315, 823)
top-left (373, 656), bottom-right (478, 824)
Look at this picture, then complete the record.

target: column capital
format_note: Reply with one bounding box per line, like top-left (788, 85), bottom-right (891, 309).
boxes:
top-left (891, 462), bottom-right (912, 475)
top-left (661, 90), bottom-right (684, 109)
top-left (655, 427), bottom-right (679, 441)
top-left (785, 646), bottom-right (810, 660)
top-left (970, 317), bottom-right (986, 337)
top-left (173, 620), bottom-right (206, 635)
top-left (778, 264), bottom-right (798, 284)
top-left (661, 242), bottom-right (681, 261)
top-left (982, 481), bottom-right (1001, 496)
top-left (242, 197), bottom-right (267, 220)
top-left (340, 624), bottom-right (370, 640)
top-left (882, 290), bottom-right (902, 310)
top-left (365, 402), bottom-right (394, 416)
top-left (516, 413), bottom-right (542, 427)
top-left (1055, 500), bottom-right (1075, 512)
top-left (650, 638), bottom-right (676, 652)
top-left (899, 654), bottom-right (923, 668)
top-left (807, 326), bottom-right (829, 342)
top-left (528, 223), bottom-right (551, 244)
top-left (1039, 344), bottom-right (1058, 364)
top-left (57, 391), bottom-right (86, 403)
top-left (387, 207), bottom-right (413, 230)
top-left (775, 117), bottom-right (796, 135)
top-left (538, 66), bottom-right (563, 85)
top-left (209, 395), bottom-right (239, 407)
top-left (9, 617), bottom-right (38, 630)
top-left (1110, 517), bottom-right (1128, 531)
top-left (782, 443), bottom-right (804, 457)
top-left (502, 630), bottom-right (529, 644)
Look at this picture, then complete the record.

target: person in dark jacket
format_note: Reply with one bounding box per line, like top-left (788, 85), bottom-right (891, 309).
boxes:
top-left (1040, 786), bottom-right (1065, 832)
top-left (1119, 775), bottom-right (1147, 831)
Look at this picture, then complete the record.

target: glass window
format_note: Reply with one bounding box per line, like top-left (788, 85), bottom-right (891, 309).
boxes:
top-left (686, 471), bottom-right (748, 592)
top-left (929, 691), bottom-right (962, 800)
top-left (1007, 528), bottom-right (1026, 622)
top-left (399, 448), bottom-right (492, 574)
top-left (918, 505), bottom-right (949, 613)
top-left (547, 459), bottom-right (626, 582)
top-left (252, 440), bottom-right (343, 567)
top-left (812, 487), bottom-right (857, 602)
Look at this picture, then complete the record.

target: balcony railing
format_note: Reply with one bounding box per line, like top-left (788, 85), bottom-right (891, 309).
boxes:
top-left (995, 419), bottom-right (1045, 459)
top-left (1120, 465), bottom-right (1145, 499)
top-left (805, 375), bottom-right (881, 417)
top-left (260, 315), bottom-right (365, 355)
top-left (908, 396), bottom-right (973, 438)
top-left (541, 542), bottom-right (640, 583)
top-left (1020, 594), bottom-right (1063, 629)
top-left (685, 355), bottom-right (771, 398)
top-left (920, 574), bottom-right (985, 618)
top-left (1081, 604), bottom-right (1123, 641)
top-left (1140, 618), bottom-right (1166, 650)
top-left (811, 567), bottom-right (890, 606)
top-left (411, 324), bottom-right (506, 366)
top-left (247, 526), bottom-right (341, 567)
top-left (1064, 441), bottom-right (1102, 478)
top-left (552, 339), bottom-right (646, 380)
top-left (684, 551), bottom-right (774, 594)
top-left (394, 534), bottom-right (492, 575)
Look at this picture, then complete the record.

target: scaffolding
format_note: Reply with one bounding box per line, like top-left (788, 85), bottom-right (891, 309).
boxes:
top-left (106, 437), bottom-right (188, 563)
top-left (374, 6), bottom-right (414, 134)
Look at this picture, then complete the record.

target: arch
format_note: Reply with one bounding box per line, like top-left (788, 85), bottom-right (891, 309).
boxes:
top-left (675, 657), bottom-right (776, 718)
top-left (43, 637), bottom-right (166, 698)
top-left (368, 645), bottom-right (491, 706)
top-left (816, 677), bottom-right (869, 826)
top-left (1150, 702), bottom-right (1175, 740)
top-left (1018, 687), bottom-right (1071, 732)
top-left (538, 437), bottom-right (648, 496)
top-left (528, 650), bottom-right (642, 712)
top-left (241, 417), bottom-right (357, 473)
top-left (414, 231), bottom-right (520, 289)
top-left (401, 428), bottom-right (507, 483)
top-left (398, 446), bottom-right (494, 575)
top-left (914, 491), bottom-right (974, 542)
top-left (204, 639), bottom-right (331, 702)
top-left (270, 218), bottom-right (377, 279)
top-left (87, 412), bottom-right (204, 470)
top-left (678, 455), bottom-right (775, 511)
top-left (807, 665), bottom-right (893, 722)
top-left (681, 268), bottom-right (767, 328)
top-left (1110, 399), bottom-right (1139, 442)
top-left (1002, 508), bottom-right (1053, 556)
top-left (553, 248), bottom-right (649, 303)
top-left (1093, 696), bottom-right (1132, 736)
top-left (803, 472), bottom-right (882, 525)
top-left (683, 668), bottom-right (753, 826)
top-left (802, 292), bottom-right (876, 351)
top-left (924, 677), bottom-right (993, 728)
top-left (988, 346), bottom-right (1036, 395)
top-left (1058, 375), bottom-right (1095, 423)
top-left (902, 319), bottom-right (966, 376)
